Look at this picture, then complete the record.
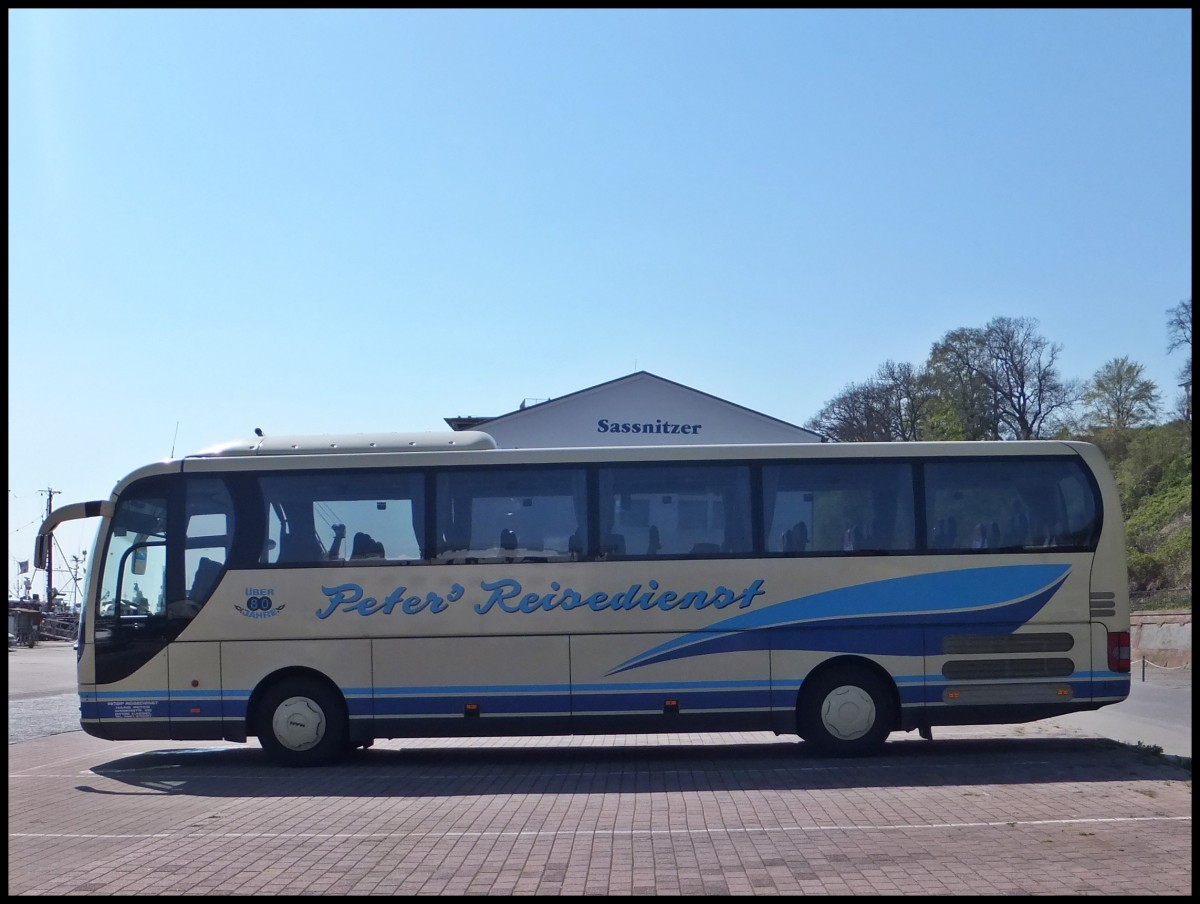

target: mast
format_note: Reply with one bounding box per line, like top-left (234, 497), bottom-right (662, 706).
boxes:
top-left (42, 488), bottom-right (59, 608)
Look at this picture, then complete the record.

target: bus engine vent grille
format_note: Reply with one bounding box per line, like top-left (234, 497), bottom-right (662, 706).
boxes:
top-left (1089, 591), bottom-right (1117, 618)
top-left (943, 633), bottom-right (1074, 655)
top-left (941, 658), bottom-right (1075, 680)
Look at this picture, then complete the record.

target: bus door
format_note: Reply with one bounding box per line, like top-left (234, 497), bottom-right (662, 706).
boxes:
top-left (91, 489), bottom-right (173, 740)
top-left (166, 480), bottom-right (235, 740)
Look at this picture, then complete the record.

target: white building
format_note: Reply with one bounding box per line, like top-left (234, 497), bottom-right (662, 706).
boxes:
top-left (445, 371), bottom-right (824, 448)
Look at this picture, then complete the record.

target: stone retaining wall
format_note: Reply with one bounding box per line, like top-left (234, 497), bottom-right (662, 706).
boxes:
top-left (1130, 610), bottom-right (1191, 669)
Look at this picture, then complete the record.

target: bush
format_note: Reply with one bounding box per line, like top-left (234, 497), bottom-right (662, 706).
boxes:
top-left (1113, 423), bottom-right (1191, 509)
top-left (1125, 482), bottom-right (1192, 551)
top-left (1098, 421), bottom-right (1191, 600)
top-left (1128, 548), bottom-right (1167, 591)
top-left (1161, 526), bottom-right (1193, 589)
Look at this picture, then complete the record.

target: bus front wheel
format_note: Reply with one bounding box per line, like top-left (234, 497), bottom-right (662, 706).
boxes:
top-left (799, 666), bottom-right (895, 757)
top-left (257, 677), bottom-right (348, 767)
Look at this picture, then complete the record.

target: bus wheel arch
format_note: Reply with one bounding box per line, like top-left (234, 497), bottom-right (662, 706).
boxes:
top-left (796, 656), bottom-right (899, 757)
top-left (250, 668), bottom-right (349, 767)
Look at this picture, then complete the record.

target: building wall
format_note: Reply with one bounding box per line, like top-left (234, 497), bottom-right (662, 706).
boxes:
top-left (1131, 610), bottom-right (1192, 670)
top-left (477, 373), bottom-right (821, 448)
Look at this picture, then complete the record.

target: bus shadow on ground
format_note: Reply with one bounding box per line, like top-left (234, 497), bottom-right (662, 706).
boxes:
top-left (80, 736), bottom-right (1188, 798)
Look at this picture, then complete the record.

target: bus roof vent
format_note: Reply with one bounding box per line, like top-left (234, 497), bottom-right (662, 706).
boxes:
top-left (189, 431), bottom-right (498, 457)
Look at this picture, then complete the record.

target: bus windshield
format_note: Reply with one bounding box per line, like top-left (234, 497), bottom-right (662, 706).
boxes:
top-left (98, 493), bottom-right (168, 618)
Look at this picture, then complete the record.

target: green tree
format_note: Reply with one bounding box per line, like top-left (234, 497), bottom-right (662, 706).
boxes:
top-left (926, 337), bottom-right (1002, 440)
top-left (1082, 356), bottom-right (1160, 433)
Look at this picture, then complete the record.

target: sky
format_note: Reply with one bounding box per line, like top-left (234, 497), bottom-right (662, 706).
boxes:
top-left (7, 9), bottom-right (1192, 599)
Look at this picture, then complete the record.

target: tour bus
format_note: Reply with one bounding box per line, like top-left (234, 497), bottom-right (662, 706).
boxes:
top-left (35, 432), bottom-right (1131, 766)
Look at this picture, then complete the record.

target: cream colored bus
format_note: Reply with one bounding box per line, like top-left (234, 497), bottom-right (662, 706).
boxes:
top-left (36, 432), bottom-right (1131, 766)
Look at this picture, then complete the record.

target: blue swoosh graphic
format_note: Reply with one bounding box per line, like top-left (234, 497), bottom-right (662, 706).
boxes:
top-left (608, 564), bottom-right (1071, 675)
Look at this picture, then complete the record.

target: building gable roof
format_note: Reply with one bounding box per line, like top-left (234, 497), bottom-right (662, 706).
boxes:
top-left (445, 371), bottom-right (824, 446)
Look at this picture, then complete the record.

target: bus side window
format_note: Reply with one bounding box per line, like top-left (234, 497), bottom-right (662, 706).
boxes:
top-left (601, 533), bottom-right (626, 557)
top-left (647, 524), bottom-right (661, 556)
top-left (188, 556), bottom-right (223, 601)
top-left (279, 525), bottom-right (322, 563)
top-left (1004, 502), bottom-right (1030, 547)
top-left (351, 532), bottom-right (385, 559)
top-left (783, 522), bottom-right (808, 552)
top-left (178, 479), bottom-right (234, 615)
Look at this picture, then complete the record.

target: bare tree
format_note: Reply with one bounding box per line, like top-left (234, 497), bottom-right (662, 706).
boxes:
top-left (804, 361), bottom-right (940, 442)
top-left (1166, 298), bottom-right (1192, 352)
top-left (1166, 298), bottom-right (1191, 423)
top-left (929, 316), bottom-right (1081, 439)
top-left (805, 380), bottom-right (895, 442)
top-left (874, 360), bottom-right (936, 441)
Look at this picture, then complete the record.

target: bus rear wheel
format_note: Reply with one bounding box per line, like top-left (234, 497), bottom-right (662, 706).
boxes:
top-left (799, 666), bottom-right (895, 757)
top-left (257, 677), bottom-right (348, 767)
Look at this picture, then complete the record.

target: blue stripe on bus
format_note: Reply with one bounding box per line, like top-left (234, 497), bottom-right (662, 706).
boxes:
top-left (572, 688), bottom-right (769, 711)
top-left (81, 699), bottom-right (171, 720)
top-left (373, 694), bottom-right (575, 716)
top-left (84, 675), bottom-right (1126, 722)
top-left (86, 660), bottom-right (1114, 715)
top-left (374, 683), bottom-right (572, 696)
top-left (573, 679), bottom-right (771, 692)
top-left (608, 565), bottom-right (1072, 675)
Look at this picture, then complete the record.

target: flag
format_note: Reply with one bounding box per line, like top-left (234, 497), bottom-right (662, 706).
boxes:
top-left (18, 560), bottom-right (29, 574)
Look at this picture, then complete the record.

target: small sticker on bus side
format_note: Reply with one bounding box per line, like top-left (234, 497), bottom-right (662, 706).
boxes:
top-left (236, 587), bottom-right (286, 618)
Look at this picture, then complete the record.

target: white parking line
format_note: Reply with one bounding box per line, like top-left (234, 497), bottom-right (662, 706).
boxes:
top-left (10, 814), bottom-right (1191, 842)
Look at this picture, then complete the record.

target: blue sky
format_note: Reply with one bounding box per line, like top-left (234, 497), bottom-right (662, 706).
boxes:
top-left (7, 9), bottom-right (1192, 596)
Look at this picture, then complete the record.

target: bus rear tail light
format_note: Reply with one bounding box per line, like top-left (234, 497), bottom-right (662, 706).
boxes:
top-left (1108, 632), bottom-right (1131, 673)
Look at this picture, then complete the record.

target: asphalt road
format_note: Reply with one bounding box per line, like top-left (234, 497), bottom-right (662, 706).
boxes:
top-left (1038, 660), bottom-right (1191, 760)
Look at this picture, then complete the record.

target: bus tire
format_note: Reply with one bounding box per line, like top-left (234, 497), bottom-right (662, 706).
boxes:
top-left (799, 665), bottom-right (895, 757)
top-left (257, 677), bottom-right (348, 767)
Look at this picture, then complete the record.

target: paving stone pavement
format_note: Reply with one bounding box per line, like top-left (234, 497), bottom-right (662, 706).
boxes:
top-left (8, 726), bottom-right (1192, 895)
top-left (9, 644), bottom-right (1192, 895)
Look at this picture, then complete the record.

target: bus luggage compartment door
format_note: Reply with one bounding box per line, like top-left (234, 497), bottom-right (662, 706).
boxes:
top-left (168, 642), bottom-right (224, 740)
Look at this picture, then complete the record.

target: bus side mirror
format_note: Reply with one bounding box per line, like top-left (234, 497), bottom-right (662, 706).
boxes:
top-left (133, 547), bottom-right (147, 575)
top-left (34, 535), bottom-right (48, 571)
